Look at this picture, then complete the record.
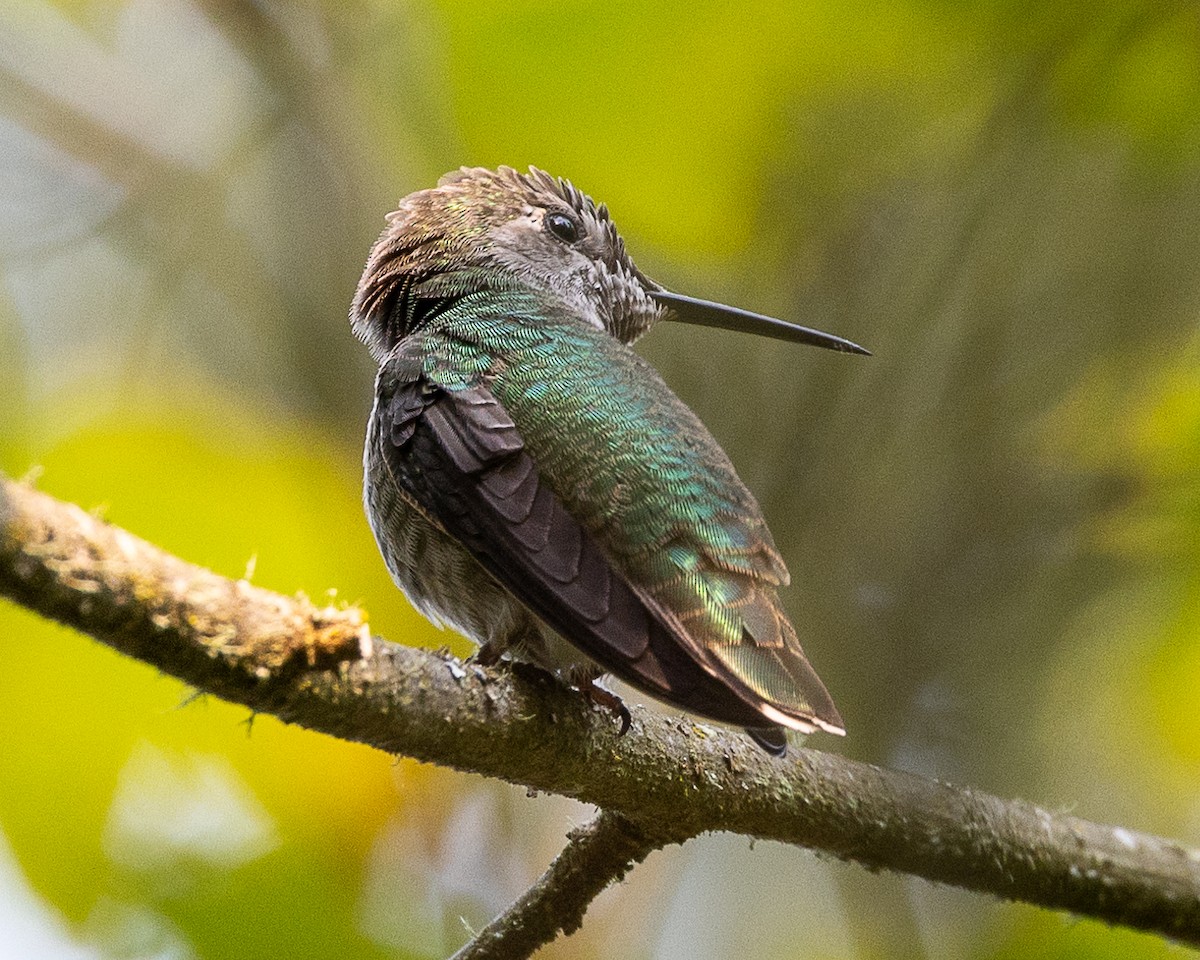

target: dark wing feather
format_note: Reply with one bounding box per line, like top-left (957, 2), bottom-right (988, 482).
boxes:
top-left (375, 364), bottom-right (787, 729)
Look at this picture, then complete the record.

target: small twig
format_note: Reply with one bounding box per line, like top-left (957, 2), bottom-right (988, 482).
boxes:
top-left (450, 811), bottom-right (661, 960)
top-left (3, 474), bottom-right (1200, 947)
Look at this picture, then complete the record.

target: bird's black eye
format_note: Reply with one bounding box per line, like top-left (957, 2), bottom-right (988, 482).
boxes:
top-left (544, 211), bottom-right (580, 243)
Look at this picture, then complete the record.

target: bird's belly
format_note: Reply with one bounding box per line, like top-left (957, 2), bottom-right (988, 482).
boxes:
top-left (363, 445), bottom-right (598, 682)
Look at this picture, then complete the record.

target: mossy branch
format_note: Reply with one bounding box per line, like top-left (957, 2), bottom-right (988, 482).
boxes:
top-left (2, 475), bottom-right (1199, 956)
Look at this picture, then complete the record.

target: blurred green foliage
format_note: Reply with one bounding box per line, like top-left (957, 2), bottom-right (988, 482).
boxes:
top-left (1, 1), bottom-right (1199, 957)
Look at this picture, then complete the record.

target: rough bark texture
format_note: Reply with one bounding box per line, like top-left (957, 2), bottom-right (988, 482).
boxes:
top-left (3, 475), bottom-right (1200, 952)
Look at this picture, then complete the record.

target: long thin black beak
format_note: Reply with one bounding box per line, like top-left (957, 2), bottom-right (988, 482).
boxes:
top-left (651, 290), bottom-right (870, 355)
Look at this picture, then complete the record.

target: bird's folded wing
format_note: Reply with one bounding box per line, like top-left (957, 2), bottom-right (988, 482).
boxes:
top-left (373, 364), bottom-right (787, 729)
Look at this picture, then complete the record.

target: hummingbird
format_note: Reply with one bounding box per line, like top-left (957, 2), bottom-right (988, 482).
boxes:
top-left (351, 166), bottom-right (867, 755)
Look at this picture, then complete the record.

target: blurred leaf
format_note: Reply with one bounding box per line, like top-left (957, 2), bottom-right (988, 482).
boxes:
top-left (1037, 339), bottom-right (1200, 834)
top-left (982, 903), bottom-right (1181, 960)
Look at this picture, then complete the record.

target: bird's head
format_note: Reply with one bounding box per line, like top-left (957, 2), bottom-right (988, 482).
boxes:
top-left (352, 166), bottom-right (868, 361)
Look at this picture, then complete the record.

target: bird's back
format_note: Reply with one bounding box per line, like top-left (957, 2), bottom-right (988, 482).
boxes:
top-left (418, 291), bottom-right (842, 733)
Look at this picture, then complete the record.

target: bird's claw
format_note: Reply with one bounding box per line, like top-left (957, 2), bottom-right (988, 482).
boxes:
top-left (580, 680), bottom-right (631, 736)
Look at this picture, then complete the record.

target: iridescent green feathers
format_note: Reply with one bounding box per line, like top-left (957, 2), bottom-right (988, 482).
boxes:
top-left (480, 311), bottom-right (844, 734)
top-left (381, 288), bottom-right (843, 735)
top-left (354, 166), bottom-right (846, 742)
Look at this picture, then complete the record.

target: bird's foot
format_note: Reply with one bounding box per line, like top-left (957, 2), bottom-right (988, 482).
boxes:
top-left (579, 678), bottom-right (631, 736)
top-left (472, 641), bottom-right (503, 668)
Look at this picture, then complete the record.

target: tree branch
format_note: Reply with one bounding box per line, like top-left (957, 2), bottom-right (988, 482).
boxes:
top-left (450, 811), bottom-right (660, 959)
top-left (3, 474), bottom-right (1200, 950)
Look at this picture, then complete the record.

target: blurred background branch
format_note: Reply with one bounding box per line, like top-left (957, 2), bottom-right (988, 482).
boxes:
top-left (449, 812), bottom-right (660, 960)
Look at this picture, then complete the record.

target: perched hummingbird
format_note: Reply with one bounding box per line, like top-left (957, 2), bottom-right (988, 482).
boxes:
top-left (352, 166), bottom-right (867, 754)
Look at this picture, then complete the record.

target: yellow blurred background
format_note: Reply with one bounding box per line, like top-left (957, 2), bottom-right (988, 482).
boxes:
top-left (2, 1), bottom-right (1200, 957)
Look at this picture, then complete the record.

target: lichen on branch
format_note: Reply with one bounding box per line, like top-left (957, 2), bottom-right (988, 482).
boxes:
top-left (2, 474), bottom-right (1199, 954)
